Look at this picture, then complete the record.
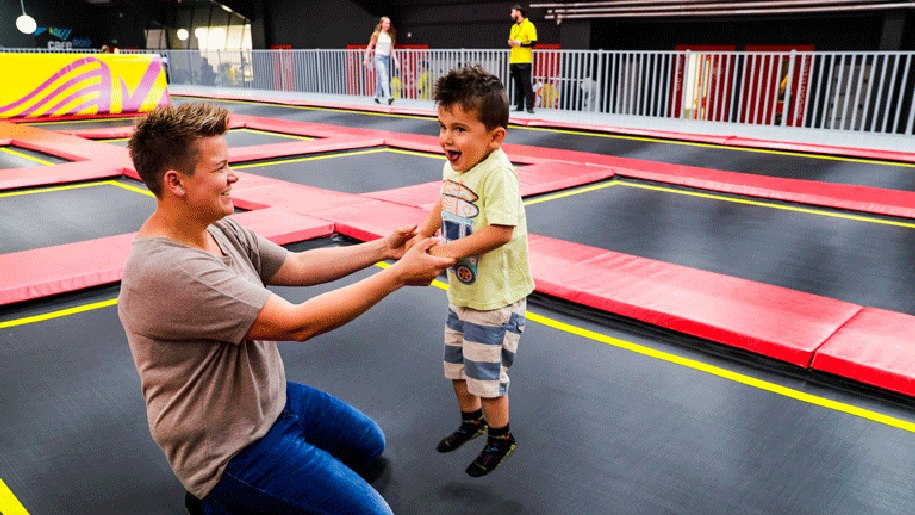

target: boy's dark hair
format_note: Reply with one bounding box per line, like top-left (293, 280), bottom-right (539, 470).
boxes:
top-left (128, 103), bottom-right (229, 197)
top-left (434, 65), bottom-right (509, 131)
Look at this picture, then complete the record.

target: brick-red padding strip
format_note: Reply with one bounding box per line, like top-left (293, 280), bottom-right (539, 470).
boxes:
top-left (312, 200), bottom-right (432, 242)
top-left (0, 160), bottom-right (128, 191)
top-left (527, 235), bottom-right (862, 367)
top-left (812, 308), bottom-right (915, 397)
top-left (0, 208), bottom-right (333, 305)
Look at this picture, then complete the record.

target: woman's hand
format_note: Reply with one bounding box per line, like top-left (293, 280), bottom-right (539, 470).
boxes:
top-left (380, 225), bottom-right (418, 260)
top-left (391, 238), bottom-right (455, 286)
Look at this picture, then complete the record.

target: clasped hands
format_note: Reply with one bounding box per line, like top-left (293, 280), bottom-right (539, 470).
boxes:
top-left (381, 226), bottom-right (453, 286)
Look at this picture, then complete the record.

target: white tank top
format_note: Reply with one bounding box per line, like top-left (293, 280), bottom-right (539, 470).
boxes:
top-left (375, 32), bottom-right (392, 56)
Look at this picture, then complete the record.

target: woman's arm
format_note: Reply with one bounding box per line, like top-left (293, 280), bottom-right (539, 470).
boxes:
top-left (364, 33), bottom-right (377, 63)
top-left (246, 238), bottom-right (454, 342)
top-left (268, 226), bottom-right (417, 286)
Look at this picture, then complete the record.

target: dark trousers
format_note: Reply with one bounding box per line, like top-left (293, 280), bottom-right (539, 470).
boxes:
top-left (510, 62), bottom-right (534, 110)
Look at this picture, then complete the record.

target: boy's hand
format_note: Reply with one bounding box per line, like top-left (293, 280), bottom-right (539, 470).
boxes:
top-left (380, 225), bottom-right (417, 260)
top-left (391, 238), bottom-right (454, 286)
top-left (404, 233), bottom-right (424, 253)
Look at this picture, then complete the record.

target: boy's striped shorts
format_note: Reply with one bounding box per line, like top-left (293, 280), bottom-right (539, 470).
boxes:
top-left (443, 298), bottom-right (526, 398)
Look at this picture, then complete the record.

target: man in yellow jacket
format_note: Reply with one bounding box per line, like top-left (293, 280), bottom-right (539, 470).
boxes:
top-left (508, 4), bottom-right (537, 113)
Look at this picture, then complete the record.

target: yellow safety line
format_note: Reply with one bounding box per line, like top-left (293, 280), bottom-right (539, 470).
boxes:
top-left (0, 477), bottom-right (28, 515)
top-left (0, 298), bottom-right (117, 329)
top-left (523, 181), bottom-right (618, 206)
top-left (0, 147), bottom-right (55, 166)
top-left (232, 147), bottom-right (440, 169)
top-left (616, 179), bottom-right (915, 229)
top-left (0, 180), bottom-right (152, 199)
top-left (236, 128), bottom-right (313, 141)
top-left (108, 180), bottom-right (154, 197)
top-left (525, 310), bottom-right (915, 434)
top-left (524, 178), bottom-right (915, 228)
top-left (4, 265), bottom-right (914, 435)
top-left (374, 261), bottom-right (915, 434)
top-left (177, 95), bottom-right (914, 168)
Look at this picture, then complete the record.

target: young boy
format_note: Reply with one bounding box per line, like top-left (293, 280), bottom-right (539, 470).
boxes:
top-left (414, 65), bottom-right (535, 477)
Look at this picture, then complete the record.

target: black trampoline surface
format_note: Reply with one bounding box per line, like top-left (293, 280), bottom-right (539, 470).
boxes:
top-left (525, 179), bottom-right (915, 315)
top-left (0, 178), bottom-right (152, 253)
top-left (97, 127), bottom-right (313, 148)
top-left (173, 96), bottom-right (915, 192)
top-left (0, 146), bottom-right (68, 168)
top-left (2, 239), bottom-right (914, 514)
top-left (234, 148), bottom-right (445, 193)
top-left (26, 116), bottom-right (141, 131)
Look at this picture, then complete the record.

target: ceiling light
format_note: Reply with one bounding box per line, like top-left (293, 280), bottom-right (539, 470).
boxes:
top-left (16, 0), bottom-right (36, 34)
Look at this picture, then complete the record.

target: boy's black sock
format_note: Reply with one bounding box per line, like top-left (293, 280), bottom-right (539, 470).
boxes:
top-left (466, 424), bottom-right (516, 477)
top-left (436, 409), bottom-right (487, 453)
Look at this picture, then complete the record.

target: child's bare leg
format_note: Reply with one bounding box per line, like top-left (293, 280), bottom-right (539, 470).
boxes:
top-left (452, 379), bottom-right (481, 412)
top-left (481, 395), bottom-right (508, 428)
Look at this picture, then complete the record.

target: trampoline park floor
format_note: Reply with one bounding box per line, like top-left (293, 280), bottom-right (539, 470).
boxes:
top-left (0, 145), bottom-right (68, 169)
top-left (1, 95), bottom-right (914, 514)
top-left (3, 242), bottom-right (915, 514)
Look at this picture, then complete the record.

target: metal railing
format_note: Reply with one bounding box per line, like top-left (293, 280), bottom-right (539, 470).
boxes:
top-left (3, 47), bottom-right (914, 136)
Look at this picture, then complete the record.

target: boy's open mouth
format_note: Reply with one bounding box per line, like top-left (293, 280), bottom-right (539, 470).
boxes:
top-left (445, 150), bottom-right (461, 162)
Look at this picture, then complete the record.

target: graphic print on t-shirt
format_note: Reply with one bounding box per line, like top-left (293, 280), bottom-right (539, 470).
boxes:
top-left (441, 179), bottom-right (479, 284)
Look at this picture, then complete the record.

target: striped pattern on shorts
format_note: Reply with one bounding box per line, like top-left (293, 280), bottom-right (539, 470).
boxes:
top-left (443, 298), bottom-right (526, 398)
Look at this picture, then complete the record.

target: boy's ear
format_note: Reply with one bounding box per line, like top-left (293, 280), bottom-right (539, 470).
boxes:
top-left (490, 127), bottom-right (507, 148)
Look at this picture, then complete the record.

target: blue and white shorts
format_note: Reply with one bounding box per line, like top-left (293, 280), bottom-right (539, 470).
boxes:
top-left (443, 298), bottom-right (526, 398)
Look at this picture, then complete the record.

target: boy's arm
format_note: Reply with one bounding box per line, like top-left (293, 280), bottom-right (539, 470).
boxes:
top-left (429, 224), bottom-right (514, 260)
top-left (415, 198), bottom-right (443, 239)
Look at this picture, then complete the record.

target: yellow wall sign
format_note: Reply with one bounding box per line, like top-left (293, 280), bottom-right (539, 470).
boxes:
top-left (0, 54), bottom-right (169, 118)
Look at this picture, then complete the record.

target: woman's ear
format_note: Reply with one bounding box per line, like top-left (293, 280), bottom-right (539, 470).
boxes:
top-left (164, 170), bottom-right (185, 197)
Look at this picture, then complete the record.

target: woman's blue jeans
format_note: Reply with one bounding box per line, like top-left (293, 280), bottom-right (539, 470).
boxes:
top-left (201, 381), bottom-right (392, 514)
top-left (374, 55), bottom-right (392, 99)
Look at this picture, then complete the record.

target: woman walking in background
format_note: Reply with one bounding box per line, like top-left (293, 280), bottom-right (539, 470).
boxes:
top-left (364, 16), bottom-right (399, 105)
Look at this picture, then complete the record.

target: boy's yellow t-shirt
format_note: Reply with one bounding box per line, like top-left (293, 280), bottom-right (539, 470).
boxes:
top-left (439, 148), bottom-right (535, 310)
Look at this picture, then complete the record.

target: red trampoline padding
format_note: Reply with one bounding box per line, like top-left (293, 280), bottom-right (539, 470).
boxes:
top-left (64, 127), bottom-right (134, 139)
top-left (811, 308), bottom-right (915, 397)
top-left (236, 115), bottom-right (381, 140)
top-left (0, 209), bottom-right (333, 305)
top-left (519, 161), bottom-right (615, 196)
top-left (527, 235), bottom-right (862, 367)
top-left (0, 234), bottom-right (134, 305)
top-left (229, 208), bottom-right (334, 246)
top-left (0, 160), bottom-right (128, 191)
top-left (231, 180), bottom-right (378, 215)
top-left (1, 122), bottom-right (120, 162)
top-left (363, 182), bottom-right (442, 209)
top-left (313, 200), bottom-right (432, 242)
top-left (229, 137), bottom-right (384, 163)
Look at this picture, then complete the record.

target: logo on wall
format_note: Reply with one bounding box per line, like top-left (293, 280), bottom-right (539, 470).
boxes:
top-left (34, 26), bottom-right (92, 49)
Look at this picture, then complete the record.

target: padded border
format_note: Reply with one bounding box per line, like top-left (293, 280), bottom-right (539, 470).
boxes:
top-left (812, 308), bottom-right (915, 397)
top-left (0, 208), bottom-right (333, 305)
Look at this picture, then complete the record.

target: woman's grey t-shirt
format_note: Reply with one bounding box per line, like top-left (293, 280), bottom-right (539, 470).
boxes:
top-left (117, 217), bottom-right (288, 499)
